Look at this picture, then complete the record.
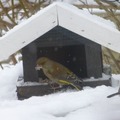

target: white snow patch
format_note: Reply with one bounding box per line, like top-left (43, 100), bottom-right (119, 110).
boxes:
top-left (0, 62), bottom-right (120, 120)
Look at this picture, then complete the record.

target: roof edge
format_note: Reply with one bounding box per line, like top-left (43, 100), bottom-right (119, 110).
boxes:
top-left (0, 3), bottom-right (58, 61)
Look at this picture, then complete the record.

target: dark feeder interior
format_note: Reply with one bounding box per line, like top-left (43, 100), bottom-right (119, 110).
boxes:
top-left (18, 26), bottom-right (111, 99)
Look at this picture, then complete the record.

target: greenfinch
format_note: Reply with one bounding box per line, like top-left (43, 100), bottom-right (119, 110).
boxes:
top-left (35, 57), bottom-right (82, 90)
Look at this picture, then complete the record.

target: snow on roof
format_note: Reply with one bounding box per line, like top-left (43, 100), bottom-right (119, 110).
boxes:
top-left (0, 2), bottom-right (120, 61)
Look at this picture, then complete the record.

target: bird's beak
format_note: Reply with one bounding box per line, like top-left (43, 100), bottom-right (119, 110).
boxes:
top-left (35, 65), bottom-right (42, 70)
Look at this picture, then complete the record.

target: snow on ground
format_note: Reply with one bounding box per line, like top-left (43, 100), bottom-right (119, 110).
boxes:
top-left (0, 62), bottom-right (120, 120)
top-left (0, 1), bottom-right (120, 119)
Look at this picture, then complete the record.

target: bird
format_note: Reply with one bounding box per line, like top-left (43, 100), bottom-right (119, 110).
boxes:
top-left (35, 57), bottom-right (82, 90)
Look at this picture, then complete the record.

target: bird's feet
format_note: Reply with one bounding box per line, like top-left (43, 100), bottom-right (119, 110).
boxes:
top-left (49, 83), bottom-right (62, 92)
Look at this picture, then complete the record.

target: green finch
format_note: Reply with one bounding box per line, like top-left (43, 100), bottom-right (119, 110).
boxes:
top-left (35, 57), bottom-right (82, 90)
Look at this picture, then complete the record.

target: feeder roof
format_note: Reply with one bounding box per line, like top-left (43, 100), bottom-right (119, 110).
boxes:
top-left (0, 2), bottom-right (120, 60)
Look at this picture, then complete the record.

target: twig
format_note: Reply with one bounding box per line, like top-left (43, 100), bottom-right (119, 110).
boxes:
top-left (95, 0), bottom-right (120, 30)
top-left (0, 1), bottom-right (17, 25)
top-left (19, 0), bottom-right (29, 18)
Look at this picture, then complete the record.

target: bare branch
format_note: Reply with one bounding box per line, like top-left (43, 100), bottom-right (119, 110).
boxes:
top-left (0, 0), bottom-right (17, 25)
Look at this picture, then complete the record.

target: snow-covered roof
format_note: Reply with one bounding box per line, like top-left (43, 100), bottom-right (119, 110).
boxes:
top-left (0, 2), bottom-right (120, 61)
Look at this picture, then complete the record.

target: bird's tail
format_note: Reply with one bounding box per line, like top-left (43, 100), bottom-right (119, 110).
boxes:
top-left (58, 80), bottom-right (81, 91)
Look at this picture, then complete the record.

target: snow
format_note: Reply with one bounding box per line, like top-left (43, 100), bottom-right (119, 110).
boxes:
top-left (52, 0), bottom-right (98, 4)
top-left (0, 62), bottom-right (120, 120)
top-left (1, 2), bottom-right (120, 61)
top-left (0, 2), bottom-right (57, 61)
top-left (111, 74), bottom-right (120, 87)
top-left (0, 2), bottom-right (120, 120)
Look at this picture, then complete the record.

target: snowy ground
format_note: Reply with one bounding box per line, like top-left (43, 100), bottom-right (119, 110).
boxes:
top-left (0, 62), bottom-right (120, 120)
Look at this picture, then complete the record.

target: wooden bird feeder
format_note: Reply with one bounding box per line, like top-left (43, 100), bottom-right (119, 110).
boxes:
top-left (0, 3), bottom-right (116, 99)
top-left (18, 26), bottom-right (111, 99)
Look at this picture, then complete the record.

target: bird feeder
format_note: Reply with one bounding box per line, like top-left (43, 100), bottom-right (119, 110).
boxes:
top-left (17, 26), bottom-right (111, 99)
top-left (13, 2), bottom-right (115, 99)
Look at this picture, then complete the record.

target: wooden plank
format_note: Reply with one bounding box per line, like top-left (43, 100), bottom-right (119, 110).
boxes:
top-left (0, 4), bottom-right (57, 61)
top-left (57, 3), bottom-right (120, 53)
top-left (0, 2), bottom-right (120, 61)
top-left (17, 79), bottom-right (111, 99)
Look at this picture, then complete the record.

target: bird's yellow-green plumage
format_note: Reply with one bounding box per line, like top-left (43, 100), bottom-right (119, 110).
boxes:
top-left (36, 57), bottom-right (82, 90)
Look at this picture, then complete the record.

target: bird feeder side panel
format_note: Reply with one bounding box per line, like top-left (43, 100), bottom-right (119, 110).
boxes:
top-left (22, 42), bottom-right (39, 82)
top-left (85, 44), bottom-right (103, 78)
